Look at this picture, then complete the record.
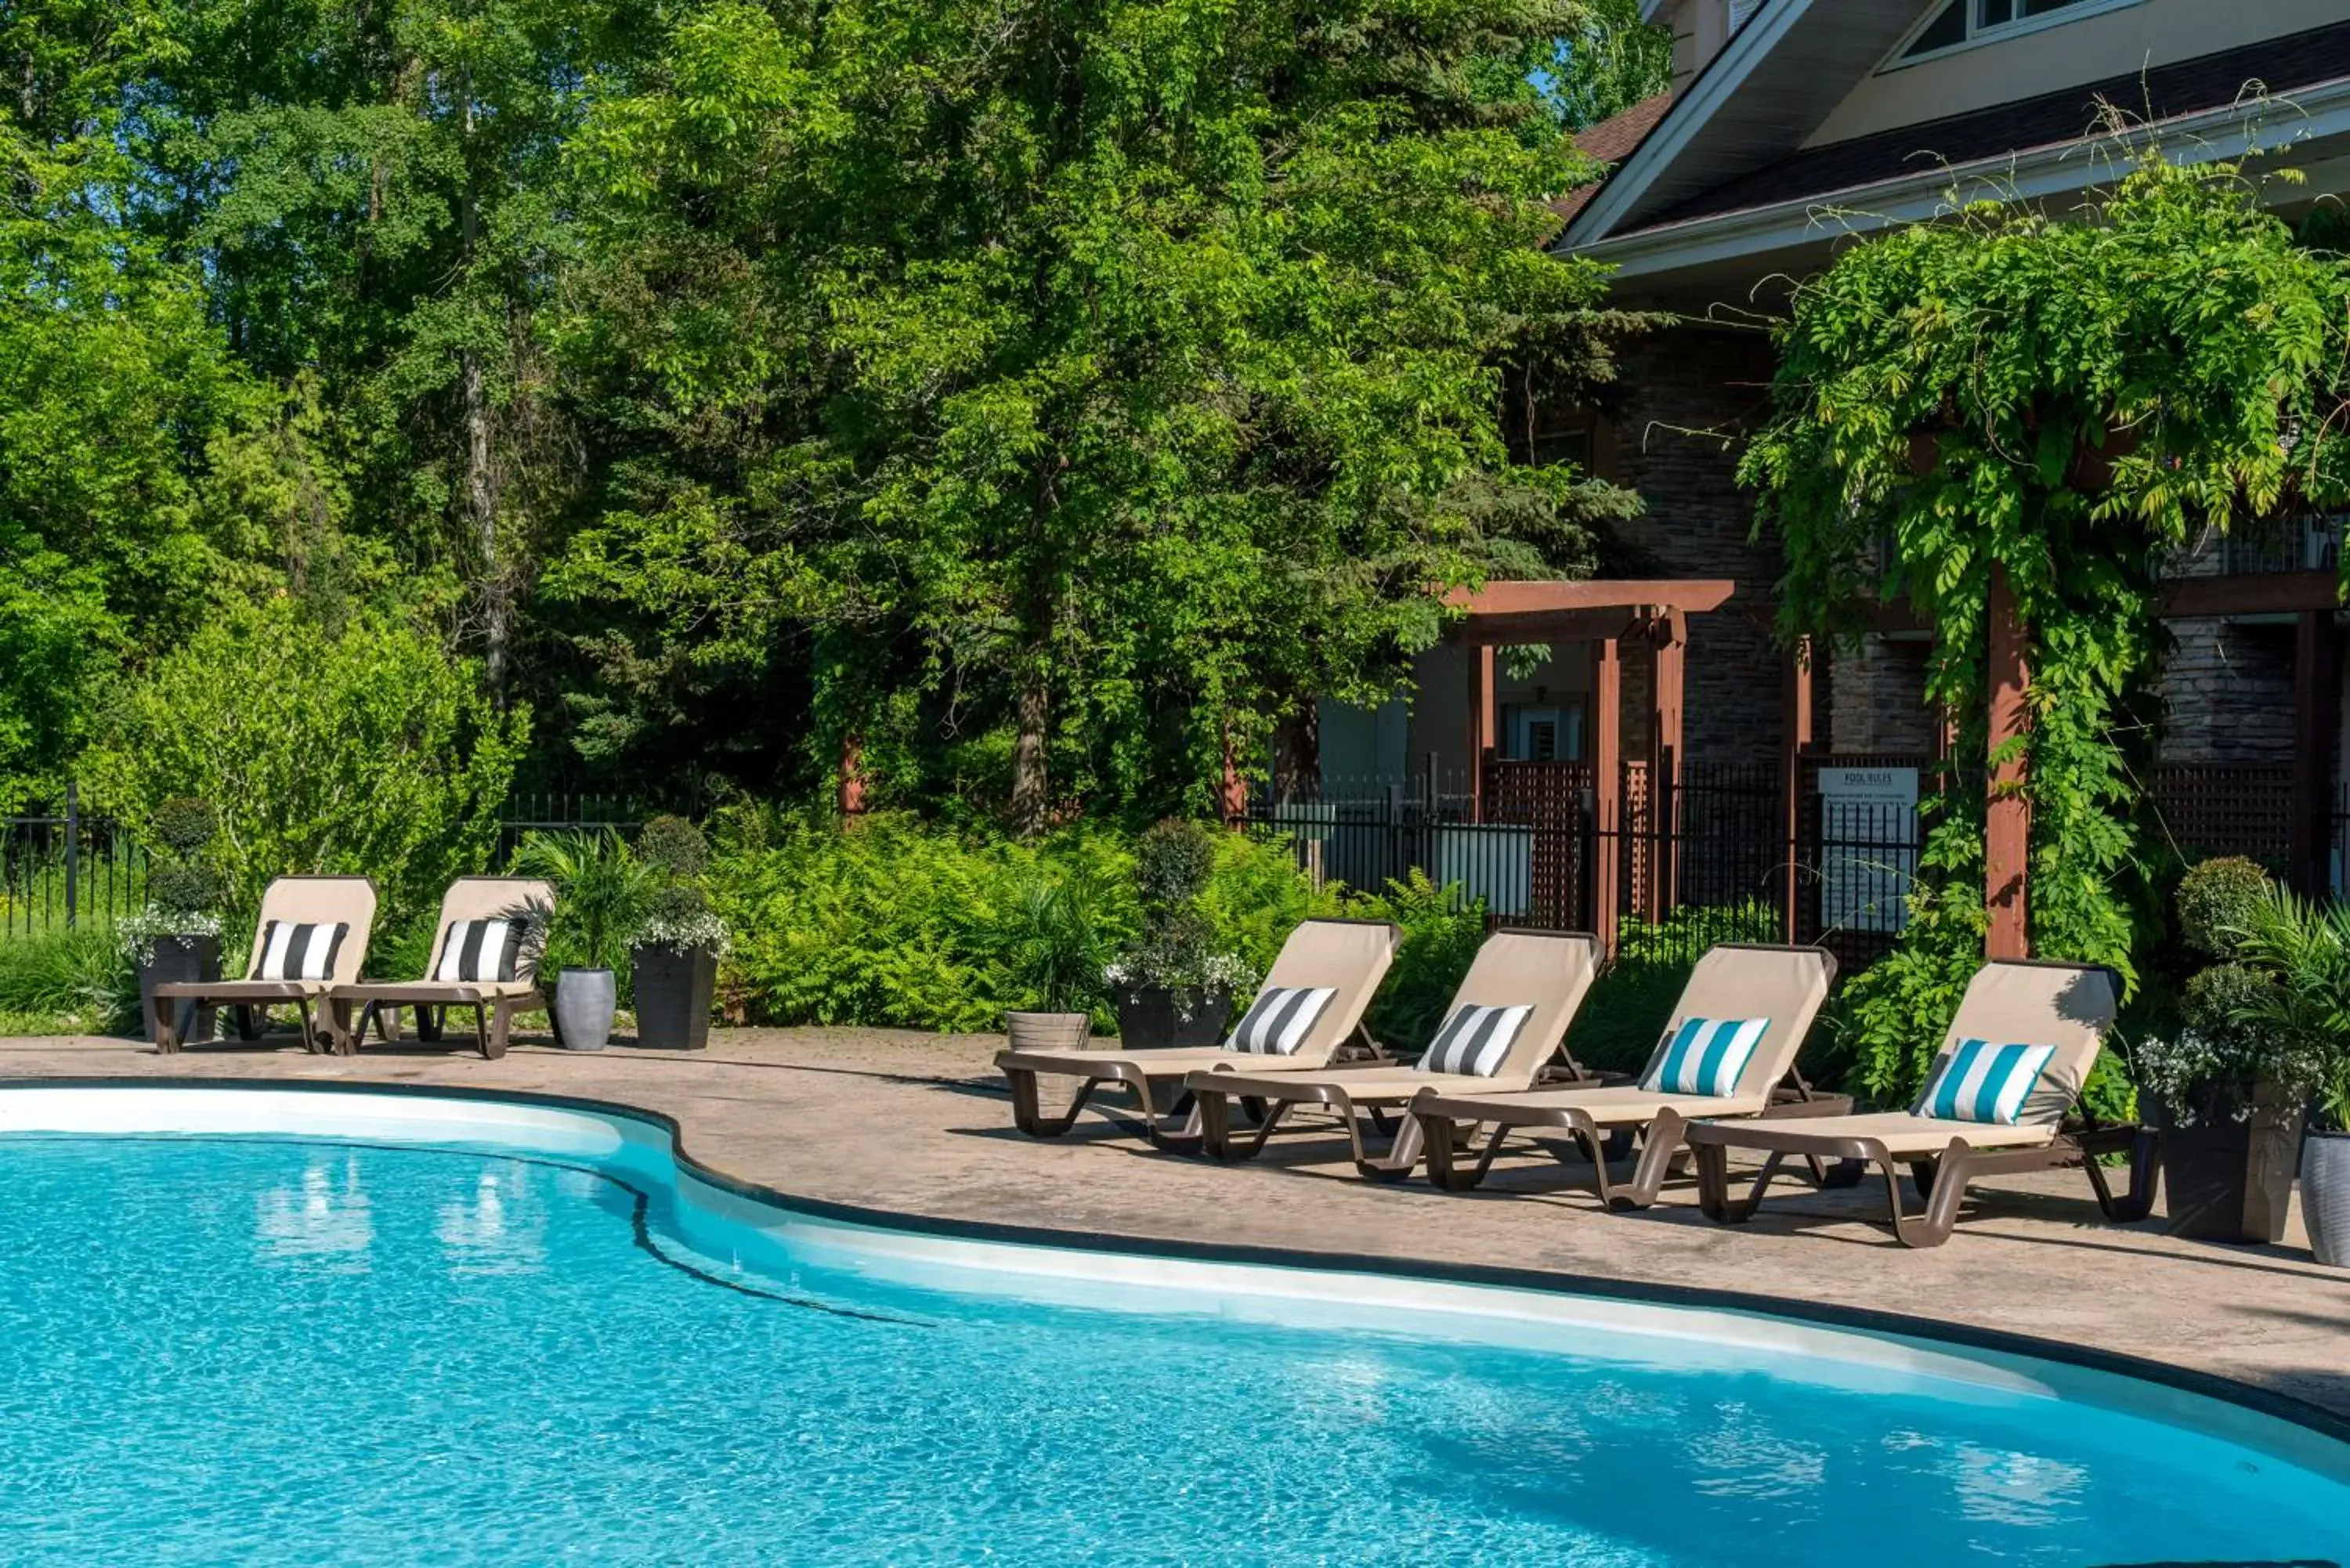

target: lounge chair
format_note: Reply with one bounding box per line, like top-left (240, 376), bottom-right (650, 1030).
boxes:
top-left (1410, 943), bottom-right (1847, 1204)
top-left (323, 876), bottom-right (555, 1060)
top-left (1181, 929), bottom-right (1603, 1178)
top-left (994, 917), bottom-right (1400, 1148)
top-left (150, 875), bottom-right (380, 1053)
top-left (1683, 958), bottom-right (2158, 1248)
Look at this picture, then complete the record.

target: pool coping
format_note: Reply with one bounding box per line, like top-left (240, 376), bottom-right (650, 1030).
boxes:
top-left (10, 1072), bottom-right (2348, 1452)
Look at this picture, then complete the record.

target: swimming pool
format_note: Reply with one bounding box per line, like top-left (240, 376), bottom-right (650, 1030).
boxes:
top-left (0, 1084), bottom-right (2342, 1566)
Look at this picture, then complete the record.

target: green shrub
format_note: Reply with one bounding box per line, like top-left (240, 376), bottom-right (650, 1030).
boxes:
top-left (0, 928), bottom-right (136, 1033)
top-left (1195, 829), bottom-right (1340, 980)
top-left (2175, 856), bottom-right (2272, 960)
top-left (80, 598), bottom-right (526, 935)
top-left (710, 809), bottom-right (1141, 1031)
top-left (1336, 870), bottom-right (1486, 1051)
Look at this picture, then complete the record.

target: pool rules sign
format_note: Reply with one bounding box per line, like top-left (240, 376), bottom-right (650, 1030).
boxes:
top-left (1816, 767), bottom-right (1919, 934)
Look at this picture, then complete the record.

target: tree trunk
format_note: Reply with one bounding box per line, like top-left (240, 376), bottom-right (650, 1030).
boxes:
top-left (1271, 697), bottom-right (1320, 804)
top-left (457, 70), bottom-right (507, 699)
top-left (1010, 659), bottom-right (1049, 836)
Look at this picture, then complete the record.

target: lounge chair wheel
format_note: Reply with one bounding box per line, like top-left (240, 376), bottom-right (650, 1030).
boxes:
top-left (233, 1005), bottom-right (262, 1042)
top-left (1602, 1127), bottom-right (1634, 1162)
top-left (1820, 1157), bottom-right (1865, 1188)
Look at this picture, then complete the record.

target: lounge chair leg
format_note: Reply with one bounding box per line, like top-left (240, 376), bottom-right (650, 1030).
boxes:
top-left (374, 1004), bottom-right (401, 1043)
top-left (1694, 1140), bottom-right (1734, 1220)
top-left (1007, 1068), bottom-right (1098, 1137)
top-left (1884, 1142), bottom-right (1968, 1248)
top-left (1141, 1089), bottom-right (1208, 1153)
top-left (1606, 1108), bottom-right (1687, 1212)
top-left (233, 1004), bottom-right (262, 1042)
top-left (150, 992), bottom-right (179, 1054)
top-left (2081, 1127), bottom-right (2160, 1223)
top-left (1356, 1104), bottom-right (1423, 1180)
top-left (1196, 1089), bottom-right (1235, 1158)
top-left (486, 1003), bottom-right (513, 1060)
top-left (472, 1003), bottom-right (495, 1060)
top-left (415, 1005), bottom-right (443, 1042)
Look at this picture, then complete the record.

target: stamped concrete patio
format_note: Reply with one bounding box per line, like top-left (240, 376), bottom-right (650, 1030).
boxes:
top-left (4, 1026), bottom-right (2345, 1420)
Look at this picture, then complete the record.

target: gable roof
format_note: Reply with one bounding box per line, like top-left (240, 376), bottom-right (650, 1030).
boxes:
top-left (1552, 91), bottom-right (1674, 225)
top-left (1645, 19), bottom-right (2350, 229)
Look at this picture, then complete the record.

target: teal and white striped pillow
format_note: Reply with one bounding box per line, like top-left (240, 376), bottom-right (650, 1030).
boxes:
top-left (1918, 1039), bottom-right (2056, 1125)
top-left (1641, 1017), bottom-right (1768, 1098)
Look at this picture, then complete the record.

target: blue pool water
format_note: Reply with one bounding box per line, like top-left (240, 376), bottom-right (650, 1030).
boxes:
top-left (0, 1125), bottom-right (2345, 1566)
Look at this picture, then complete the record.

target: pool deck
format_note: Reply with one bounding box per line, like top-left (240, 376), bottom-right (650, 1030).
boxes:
top-left (3, 1026), bottom-right (2346, 1420)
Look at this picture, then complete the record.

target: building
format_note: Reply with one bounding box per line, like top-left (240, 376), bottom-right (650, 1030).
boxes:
top-left (1315, 0), bottom-right (2350, 930)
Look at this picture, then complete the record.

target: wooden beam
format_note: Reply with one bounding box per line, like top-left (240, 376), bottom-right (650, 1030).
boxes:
top-left (2290, 609), bottom-right (2341, 895)
top-left (1781, 638), bottom-right (1815, 945)
top-left (1468, 644), bottom-right (1496, 821)
top-left (1647, 612), bottom-right (1686, 920)
top-left (1984, 568), bottom-right (2031, 960)
top-left (1451, 608), bottom-right (1650, 646)
top-left (2161, 569), bottom-right (2343, 620)
top-left (837, 734), bottom-right (867, 818)
top-left (1443, 579), bottom-right (1736, 618)
top-left (1592, 636), bottom-right (1622, 956)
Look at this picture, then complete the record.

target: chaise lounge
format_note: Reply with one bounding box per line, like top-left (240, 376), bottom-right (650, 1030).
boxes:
top-left (1410, 942), bottom-right (1848, 1204)
top-left (1180, 928), bottom-right (1603, 1178)
top-left (994, 916), bottom-right (1399, 1148)
top-left (1683, 958), bottom-right (2157, 1248)
top-left (324, 876), bottom-right (555, 1060)
top-left (150, 875), bottom-right (380, 1053)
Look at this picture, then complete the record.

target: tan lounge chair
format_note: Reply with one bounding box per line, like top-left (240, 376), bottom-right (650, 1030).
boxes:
top-left (995, 917), bottom-right (1400, 1147)
top-left (1684, 958), bottom-right (2157, 1248)
top-left (150, 875), bottom-right (380, 1053)
top-left (1182, 929), bottom-right (1603, 1178)
top-left (1410, 943), bottom-right (1846, 1204)
top-left (324, 876), bottom-right (555, 1060)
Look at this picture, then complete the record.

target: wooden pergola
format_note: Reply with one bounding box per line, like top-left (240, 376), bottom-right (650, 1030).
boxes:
top-left (1444, 579), bottom-right (1737, 943)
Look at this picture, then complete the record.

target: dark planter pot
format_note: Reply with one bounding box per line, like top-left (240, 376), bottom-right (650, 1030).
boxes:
top-left (1115, 984), bottom-right (1231, 1050)
top-left (631, 945), bottom-right (717, 1051)
top-left (2155, 1081), bottom-right (2303, 1244)
top-left (135, 935), bottom-right (220, 1044)
top-left (2305, 1129), bottom-right (2350, 1269)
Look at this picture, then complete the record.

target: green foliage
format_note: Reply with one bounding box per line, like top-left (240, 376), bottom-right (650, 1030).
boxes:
top-left (1192, 831), bottom-right (1346, 980)
top-left (1828, 886), bottom-right (1988, 1107)
top-left (511, 830), bottom-right (654, 977)
top-left (549, 0), bottom-right (1643, 816)
top-left (997, 862), bottom-right (1124, 1018)
top-left (1544, 0), bottom-right (1672, 130)
top-left (638, 816), bottom-right (710, 880)
top-left (2175, 856), bottom-right (2272, 961)
top-left (0, 927), bottom-right (137, 1033)
top-left (1744, 146), bottom-right (2350, 1042)
top-left (1115, 819), bottom-right (1242, 996)
top-left (2227, 890), bottom-right (2350, 1130)
top-left (80, 598), bottom-right (528, 934)
top-left (1336, 870), bottom-right (1488, 1052)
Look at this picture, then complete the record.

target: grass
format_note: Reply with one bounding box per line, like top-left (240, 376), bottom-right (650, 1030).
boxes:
top-left (0, 927), bottom-right (138, 1035)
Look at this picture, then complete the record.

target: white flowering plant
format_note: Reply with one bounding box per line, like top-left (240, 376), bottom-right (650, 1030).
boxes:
top-left (116, 904), bottom-right (227, 969)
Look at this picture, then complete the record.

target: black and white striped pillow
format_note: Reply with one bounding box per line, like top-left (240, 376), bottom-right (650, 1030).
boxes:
top-left (434, 919), bottom-right (522, 984)
top-left (1222, 985), bottom-right (1336, 1055)
top-left (1419, 1003), bottom-right (1534, 1077)
top-left (253, 921), bottom-right (349, 982)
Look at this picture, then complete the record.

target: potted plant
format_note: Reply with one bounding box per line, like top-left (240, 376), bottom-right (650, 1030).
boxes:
top-left (513, 829), bottom-right (654, 1053)
top-left (1000, 862), bottom-right (1114, 1053)
top-left (2228, 889), bottom-right (2350, 1267)
top-left (2136, 857), bottom-right (2319, 1244)
top-left (629, 815), bottom-right (728, 1051)
top-left (118, 797), bottom-right (226, 1045)
top-left (1104, 819), bottom-right (1250, 1050)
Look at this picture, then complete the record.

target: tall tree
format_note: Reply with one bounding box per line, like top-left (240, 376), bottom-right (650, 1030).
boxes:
top-left (551, 0), bottom-right (1643, 824)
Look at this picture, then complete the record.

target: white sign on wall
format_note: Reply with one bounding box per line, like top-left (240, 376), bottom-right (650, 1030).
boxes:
top-left (1817, 767), bottom-right (1920, 934)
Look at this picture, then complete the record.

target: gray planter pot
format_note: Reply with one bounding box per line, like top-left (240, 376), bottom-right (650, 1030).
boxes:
top-left (1004, 1010), bottom-right (1091, 1052)
top-left (631, 945), bottom-right (716, 1051)
top-left (552, 968), bottom-right (617, 1053)
top-left (2305, 1129), bottom-right (2350, 1269)
top-left (136, 935), bottom-right (220, 1044)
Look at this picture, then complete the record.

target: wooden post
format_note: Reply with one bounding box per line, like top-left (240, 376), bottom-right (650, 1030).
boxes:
top-left (1781, 638), bottom-right (1816, 945)
top-left (1592, 635), bottom-right (1622, 955)
top-left (1646, 612), bottom-right (1686, 920)
top-left (2290, 609), bottom-right (2341, 894)
top-left (837, 734), bottom-right (867, 819)
top-left (1219, 723), bottom-right (1248, 825)
top-left (1984, 567), bottom-right (2031, 960)
top-left (1467, 643), bottom-right (1497, 822)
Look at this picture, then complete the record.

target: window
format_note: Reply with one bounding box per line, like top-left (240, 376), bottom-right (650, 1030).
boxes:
top-left (1890, 0), bottom-right (2138, 65)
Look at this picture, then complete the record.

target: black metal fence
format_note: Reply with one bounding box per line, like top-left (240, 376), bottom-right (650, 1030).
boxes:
top-left (1243, 760), bottom-right (1940, 972)
top-left (0, 793), bottom-right (148, 937)
top-left (494, 793), bottom-right (652, 862)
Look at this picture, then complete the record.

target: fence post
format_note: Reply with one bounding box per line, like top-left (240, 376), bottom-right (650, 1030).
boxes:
top-left (63, 780), bottom-right (78, 930)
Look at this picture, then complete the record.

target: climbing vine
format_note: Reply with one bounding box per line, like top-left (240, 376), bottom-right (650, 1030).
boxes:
top-left (1741, 147), bottom-right (2350, 1103)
